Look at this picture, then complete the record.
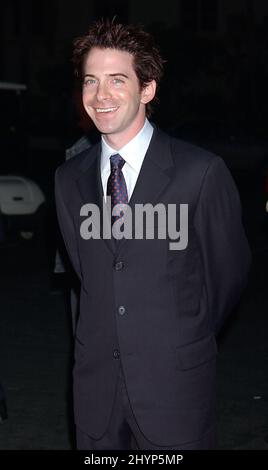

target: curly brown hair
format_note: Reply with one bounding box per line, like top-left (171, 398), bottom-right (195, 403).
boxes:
top-left (72, 18), bottom-right (165, 117)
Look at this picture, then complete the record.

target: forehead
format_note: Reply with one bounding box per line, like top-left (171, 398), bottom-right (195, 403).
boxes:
top-left (83, 47), bottom-right (136, 76)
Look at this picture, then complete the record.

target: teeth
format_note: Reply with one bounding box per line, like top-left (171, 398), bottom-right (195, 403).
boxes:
top-left (96, 107), bottom-right (117, 113)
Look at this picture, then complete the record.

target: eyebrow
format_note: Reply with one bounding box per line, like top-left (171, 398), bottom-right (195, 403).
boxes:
top-left (83, 73), bottom-right (129, 79)
top-left (109, 73), bottom-right (129, 79)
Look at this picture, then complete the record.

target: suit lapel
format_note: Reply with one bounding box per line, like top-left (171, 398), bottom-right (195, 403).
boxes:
top-left (118, 129), bottom-right (174, 252)
top-left (129, 129), bottom-right (173, 208)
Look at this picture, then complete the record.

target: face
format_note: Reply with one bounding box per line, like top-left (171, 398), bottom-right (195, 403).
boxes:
top-left (82, 47), bottom-right (156, 149)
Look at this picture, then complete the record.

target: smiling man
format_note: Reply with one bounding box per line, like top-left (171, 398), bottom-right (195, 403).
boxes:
top-left (55, 19), bottom-right (251, 450)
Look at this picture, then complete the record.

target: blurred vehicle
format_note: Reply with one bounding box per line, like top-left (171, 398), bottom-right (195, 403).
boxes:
top-left (0, 175), bottom-right (46, 241)
top-left (0, 82), bottom-right (46, 242)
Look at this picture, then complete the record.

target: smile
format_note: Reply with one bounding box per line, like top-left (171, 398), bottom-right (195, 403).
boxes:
top-left (95, 107), bottom-right (118, 113)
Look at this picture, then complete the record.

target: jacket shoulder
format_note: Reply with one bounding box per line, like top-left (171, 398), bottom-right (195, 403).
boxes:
top-left (169, 134), bottom-right (219, 166)
top-left (154, 128), bottom-right (219, 163)
top-left (55, 141), bottom-right (100, 182)
top-left (154, 128), bottom-right (222, 177)
top-left (65, 135), bottom-right (92, 160)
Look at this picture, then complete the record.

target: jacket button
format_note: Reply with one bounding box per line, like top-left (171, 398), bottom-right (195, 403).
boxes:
top-left (113, 349), bottom-right (120, 359)
top-left (118, 306), bottom-right (126, 315)
top-left (114, 261), bottom-right (124, 271)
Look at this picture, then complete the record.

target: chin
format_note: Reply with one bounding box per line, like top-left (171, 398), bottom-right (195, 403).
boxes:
top-left (95, 126), bottom-right (111, 135)
top-left (98, 123), bottom-right (119, 134)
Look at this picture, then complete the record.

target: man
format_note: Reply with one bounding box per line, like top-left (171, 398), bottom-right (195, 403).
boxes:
top-left (55, 19), bottom-right (251, 450)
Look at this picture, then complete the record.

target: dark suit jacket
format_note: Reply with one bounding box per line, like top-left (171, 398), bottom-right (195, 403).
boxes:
top-left (55, 128), bottom-right (251, 447)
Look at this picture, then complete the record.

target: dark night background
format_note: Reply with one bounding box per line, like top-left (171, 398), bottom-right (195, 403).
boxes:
top-left (0, 0), bottom-right (268, 451)
top-left (1, 1), bottom-right (268, 198)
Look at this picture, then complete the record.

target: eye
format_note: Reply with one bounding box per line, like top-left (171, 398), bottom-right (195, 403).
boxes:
top-left (83, 78), bottom-right (97, 87)
top-left (112, 77), bottom-right (124, 85)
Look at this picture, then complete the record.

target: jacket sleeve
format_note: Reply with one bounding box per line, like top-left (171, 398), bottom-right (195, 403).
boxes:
top-left (54, 167), bottom-right (82, 282)
top-left (193, 156), bottom-right (251, 333)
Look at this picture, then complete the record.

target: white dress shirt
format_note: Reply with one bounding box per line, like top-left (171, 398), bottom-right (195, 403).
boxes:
top-left (100, 119), bottom-right (154, 201)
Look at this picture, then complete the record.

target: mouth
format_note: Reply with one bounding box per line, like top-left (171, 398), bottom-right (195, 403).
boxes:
top-left (94, 106), bottom-right (119, 114)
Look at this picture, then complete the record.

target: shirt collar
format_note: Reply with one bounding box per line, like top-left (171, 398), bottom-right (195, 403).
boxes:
top-left (101, 119), bottom-right (154, 174)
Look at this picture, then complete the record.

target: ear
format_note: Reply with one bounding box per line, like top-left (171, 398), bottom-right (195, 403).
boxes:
top-left (140, 80), bottom-right (156, 104)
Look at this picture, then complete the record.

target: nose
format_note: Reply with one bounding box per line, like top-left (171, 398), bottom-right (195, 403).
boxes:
top-left (96, 80), bottom-right (111, 101)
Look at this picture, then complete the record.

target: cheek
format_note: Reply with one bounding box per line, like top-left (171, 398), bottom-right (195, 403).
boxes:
top-left (117, 90), bottom-right (140, 107)
top-left (82, 89), bottom-right (94, 104)
top-left (111, 89), bottom-right (125, 102)
top-left (82, 95), bottom-right (94, 117)
top-left (82, 92), bottom-right (88, 107)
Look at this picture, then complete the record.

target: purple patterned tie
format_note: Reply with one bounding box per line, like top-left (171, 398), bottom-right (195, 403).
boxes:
top-left (107, 153), bottom-right (128, 225)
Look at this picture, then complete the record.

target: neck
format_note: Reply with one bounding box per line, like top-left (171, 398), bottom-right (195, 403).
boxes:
top-left (103, 117), bottom-right (146, 150)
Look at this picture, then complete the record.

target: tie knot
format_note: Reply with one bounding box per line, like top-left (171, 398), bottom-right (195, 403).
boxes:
top-left (110, 153), bottom-right (125, 171)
